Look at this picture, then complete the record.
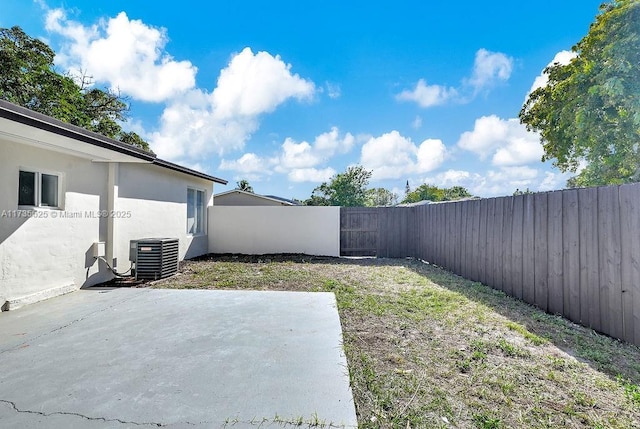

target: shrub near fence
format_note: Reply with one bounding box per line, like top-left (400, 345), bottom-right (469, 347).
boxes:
top-left (342, 183), bottom-right (640, 346)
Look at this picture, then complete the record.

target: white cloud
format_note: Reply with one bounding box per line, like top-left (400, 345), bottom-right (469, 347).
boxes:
top-left (412, 115), bottom-right (423, 129)
top-left (362, 131), bottom-right (415, 178)
top-left (274, 127), bottom-right (355, 172)
top-left (527, 50), bottom-right (577, 96)
top-left (417, 139), bottom-right (447, 172)
top-left (397, 48), bottom-right (512, 108)
top-left (361, 131), bottom-right (446, 180)
top-left (219, 153), bottom-right (267, 173)
top-left (235, 173), bottom-right (264, 183)
top-left (150, 92), bottom-right (259, 159)
top-left (476, 166), bottom-right (539, 195)
top-left (151, 48), bottom-right (316, 160)
top-left (396, 79), bottom-right (457, 108)
top-left (419, 158), bottom-right (576, 197)
top-left (181, 162), bottom-right (206, 174)
top-left (279, 139), bottom-right (320, 169)
top-left (212, 48), bottom-right (314, 119)
top-left (288, 167), bottom-right (336, 183)
top-left (538, 171), bottom-right (572, 192)
top-left (423, 166), bottom-right (545, 197)
top-left (421, 169), bottom-right (481, 191)
top-left (458, 115), bottom-right (507, 159)
top-left (457, 115), bottom-right (543, 165)
top-left (46, 9), bottom-right (197, 102)
top-left (218, 153), bottom-right (271, 183)
top-left (492, 135), bottom-right (544, 166)
top-left (43, 7), bottom-right (316, 161)
top-left (314, 127), bottom-right (355, 155)
top-left (466, 48), bottom-right (513, 93)
top-left (218, 128), bottom-right (354, 184)
top-left (430, 169), bottom-right (473, 187)
top-left (496, 165), bottom-right (539, 180)
top-left (325, 82), bottom-right (341, 99)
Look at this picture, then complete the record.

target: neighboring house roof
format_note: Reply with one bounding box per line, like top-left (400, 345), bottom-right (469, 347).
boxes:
top-left (397, 196), bottom-right (481, 207)
top-left (0, 99), bottom-right (227, 185)
top-left (263, 195), bottom-right (301, 206)
top-left (214, 189), bottom-right (297, 206)
top-left (428, 197), bottom-right (481, 204)
top-left (395, 200), bottom-right (432, 207)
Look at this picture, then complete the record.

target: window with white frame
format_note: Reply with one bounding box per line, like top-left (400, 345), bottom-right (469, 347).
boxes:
top-left (187, 188), bottom-right (205, 234)
top-left (18, 170), bottom-right (61, 208)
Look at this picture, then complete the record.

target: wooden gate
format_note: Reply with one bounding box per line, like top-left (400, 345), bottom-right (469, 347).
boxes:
top-left (340, 207), bottom-right (378, 256)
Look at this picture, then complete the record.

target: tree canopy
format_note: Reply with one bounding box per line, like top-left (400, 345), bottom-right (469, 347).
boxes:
top-left (519, 0), bottom-right (640, 187)
top-left (0, 26), bottom-right (151, 152)
top-left (366, 187), bottom-right (398, 207)
top-left (402, 184), bottom-right (473, 204)
top-left (305, 166), bottom-right (372, 206)
top-left (235, 179), bottom-right (254, 193)
top-left (304, 167), bottom-right (473, 207)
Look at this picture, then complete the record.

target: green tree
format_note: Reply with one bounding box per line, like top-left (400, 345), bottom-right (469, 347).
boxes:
top-left (305, 166), bottom-right (372, 206)
top-left (443, 185), bottom-right (473, 201)
top-left (513, 188), bottom-right (534, 196)
top-left (402, 184), bottom-right (473, 204)
top-left (304, 194), bottom-right (331, 206)
top-left (0, 26), bottom-right (82, 118)
top-left (519, 1), bottom-right (640, 187)
top-left (366, 187), bottom-right (398, 207)
top-left (0, 26), bottom-right (150, 152)
top-left (403, 184), bottom-right (445, 203)
top-left (119, 131), bottom-right (151, 152)
top-left (235, 179), bottom-right (254, 193)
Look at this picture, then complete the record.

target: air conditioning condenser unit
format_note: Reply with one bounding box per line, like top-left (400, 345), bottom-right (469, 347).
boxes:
top-left (129, 238), bottom-right (179, 281)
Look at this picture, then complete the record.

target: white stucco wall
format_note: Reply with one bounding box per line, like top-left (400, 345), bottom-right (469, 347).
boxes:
top-left (208, 206), bottom-right (340, 256)
top-left (1, 139), bottom-right (216, 308)
top-left (0, 139), bottom-right (111, 303)
top-left (115, 163), bottom-right (214, 267)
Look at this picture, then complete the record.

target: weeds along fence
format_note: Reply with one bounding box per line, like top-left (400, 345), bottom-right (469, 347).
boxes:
top-left (341, 183), bottom-right (640, 346)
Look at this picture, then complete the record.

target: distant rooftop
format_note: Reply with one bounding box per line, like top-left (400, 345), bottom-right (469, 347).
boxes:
top-left (264, 195), bottom-right (301, 206)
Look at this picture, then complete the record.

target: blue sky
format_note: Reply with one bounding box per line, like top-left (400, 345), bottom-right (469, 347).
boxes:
top-left (3, 0), bottom-right (604, 200)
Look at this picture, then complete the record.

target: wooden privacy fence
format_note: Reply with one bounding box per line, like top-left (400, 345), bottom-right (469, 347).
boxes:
top-left (340, 207), bottom-right (417, 257)
top-left (340, 208), bottom-right (378, 256)
top-left (339, 183), bottom-right (640, 346)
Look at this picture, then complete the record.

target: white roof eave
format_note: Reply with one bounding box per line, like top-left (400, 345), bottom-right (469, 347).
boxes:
top-left (0, 117), bottom-right (149, 164)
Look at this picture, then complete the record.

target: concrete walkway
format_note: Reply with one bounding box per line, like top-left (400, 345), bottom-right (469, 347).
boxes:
top-left (0, 288), bottom-right (357, 428)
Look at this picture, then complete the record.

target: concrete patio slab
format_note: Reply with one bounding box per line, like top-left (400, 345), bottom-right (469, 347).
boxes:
top-left (0, 288), bottom-right (357, 428)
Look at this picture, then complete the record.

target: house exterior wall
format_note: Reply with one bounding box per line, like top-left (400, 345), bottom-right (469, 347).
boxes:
top-left (208, 206), bottom-right (340, 256)
top-left (115, 163), bottom-right (214, 266)
top-left (214, 192), bottom-right (288, 206)
top-left (0, 139), bottom-right (111, 304)
top-left (1, 141), bottom-right (215, 308)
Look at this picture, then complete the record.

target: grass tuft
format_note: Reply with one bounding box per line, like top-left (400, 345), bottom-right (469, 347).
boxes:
top-left (473, 412), bottom-right (502, 429)
top-left (618, 375), bottom-right (640, 407)
top-left (506, 321), bottom-right (547, 345)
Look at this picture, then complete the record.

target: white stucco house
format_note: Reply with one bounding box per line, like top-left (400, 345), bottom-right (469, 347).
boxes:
top-left (0, 100), bottom-right (227, 310)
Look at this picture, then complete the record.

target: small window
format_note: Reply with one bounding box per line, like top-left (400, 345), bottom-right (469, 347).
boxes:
top-left (187, 188), bottom-right (205, 234)
top-left (18, 170), bottom-right (61, 208)
top-left (41, 174), bottom-right (59, 207)
top-left (18, 171), bottom-right (36, 206)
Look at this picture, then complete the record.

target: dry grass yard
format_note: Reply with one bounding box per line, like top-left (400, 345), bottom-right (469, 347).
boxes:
top-left (153, 255), bottom-right (640, 429)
